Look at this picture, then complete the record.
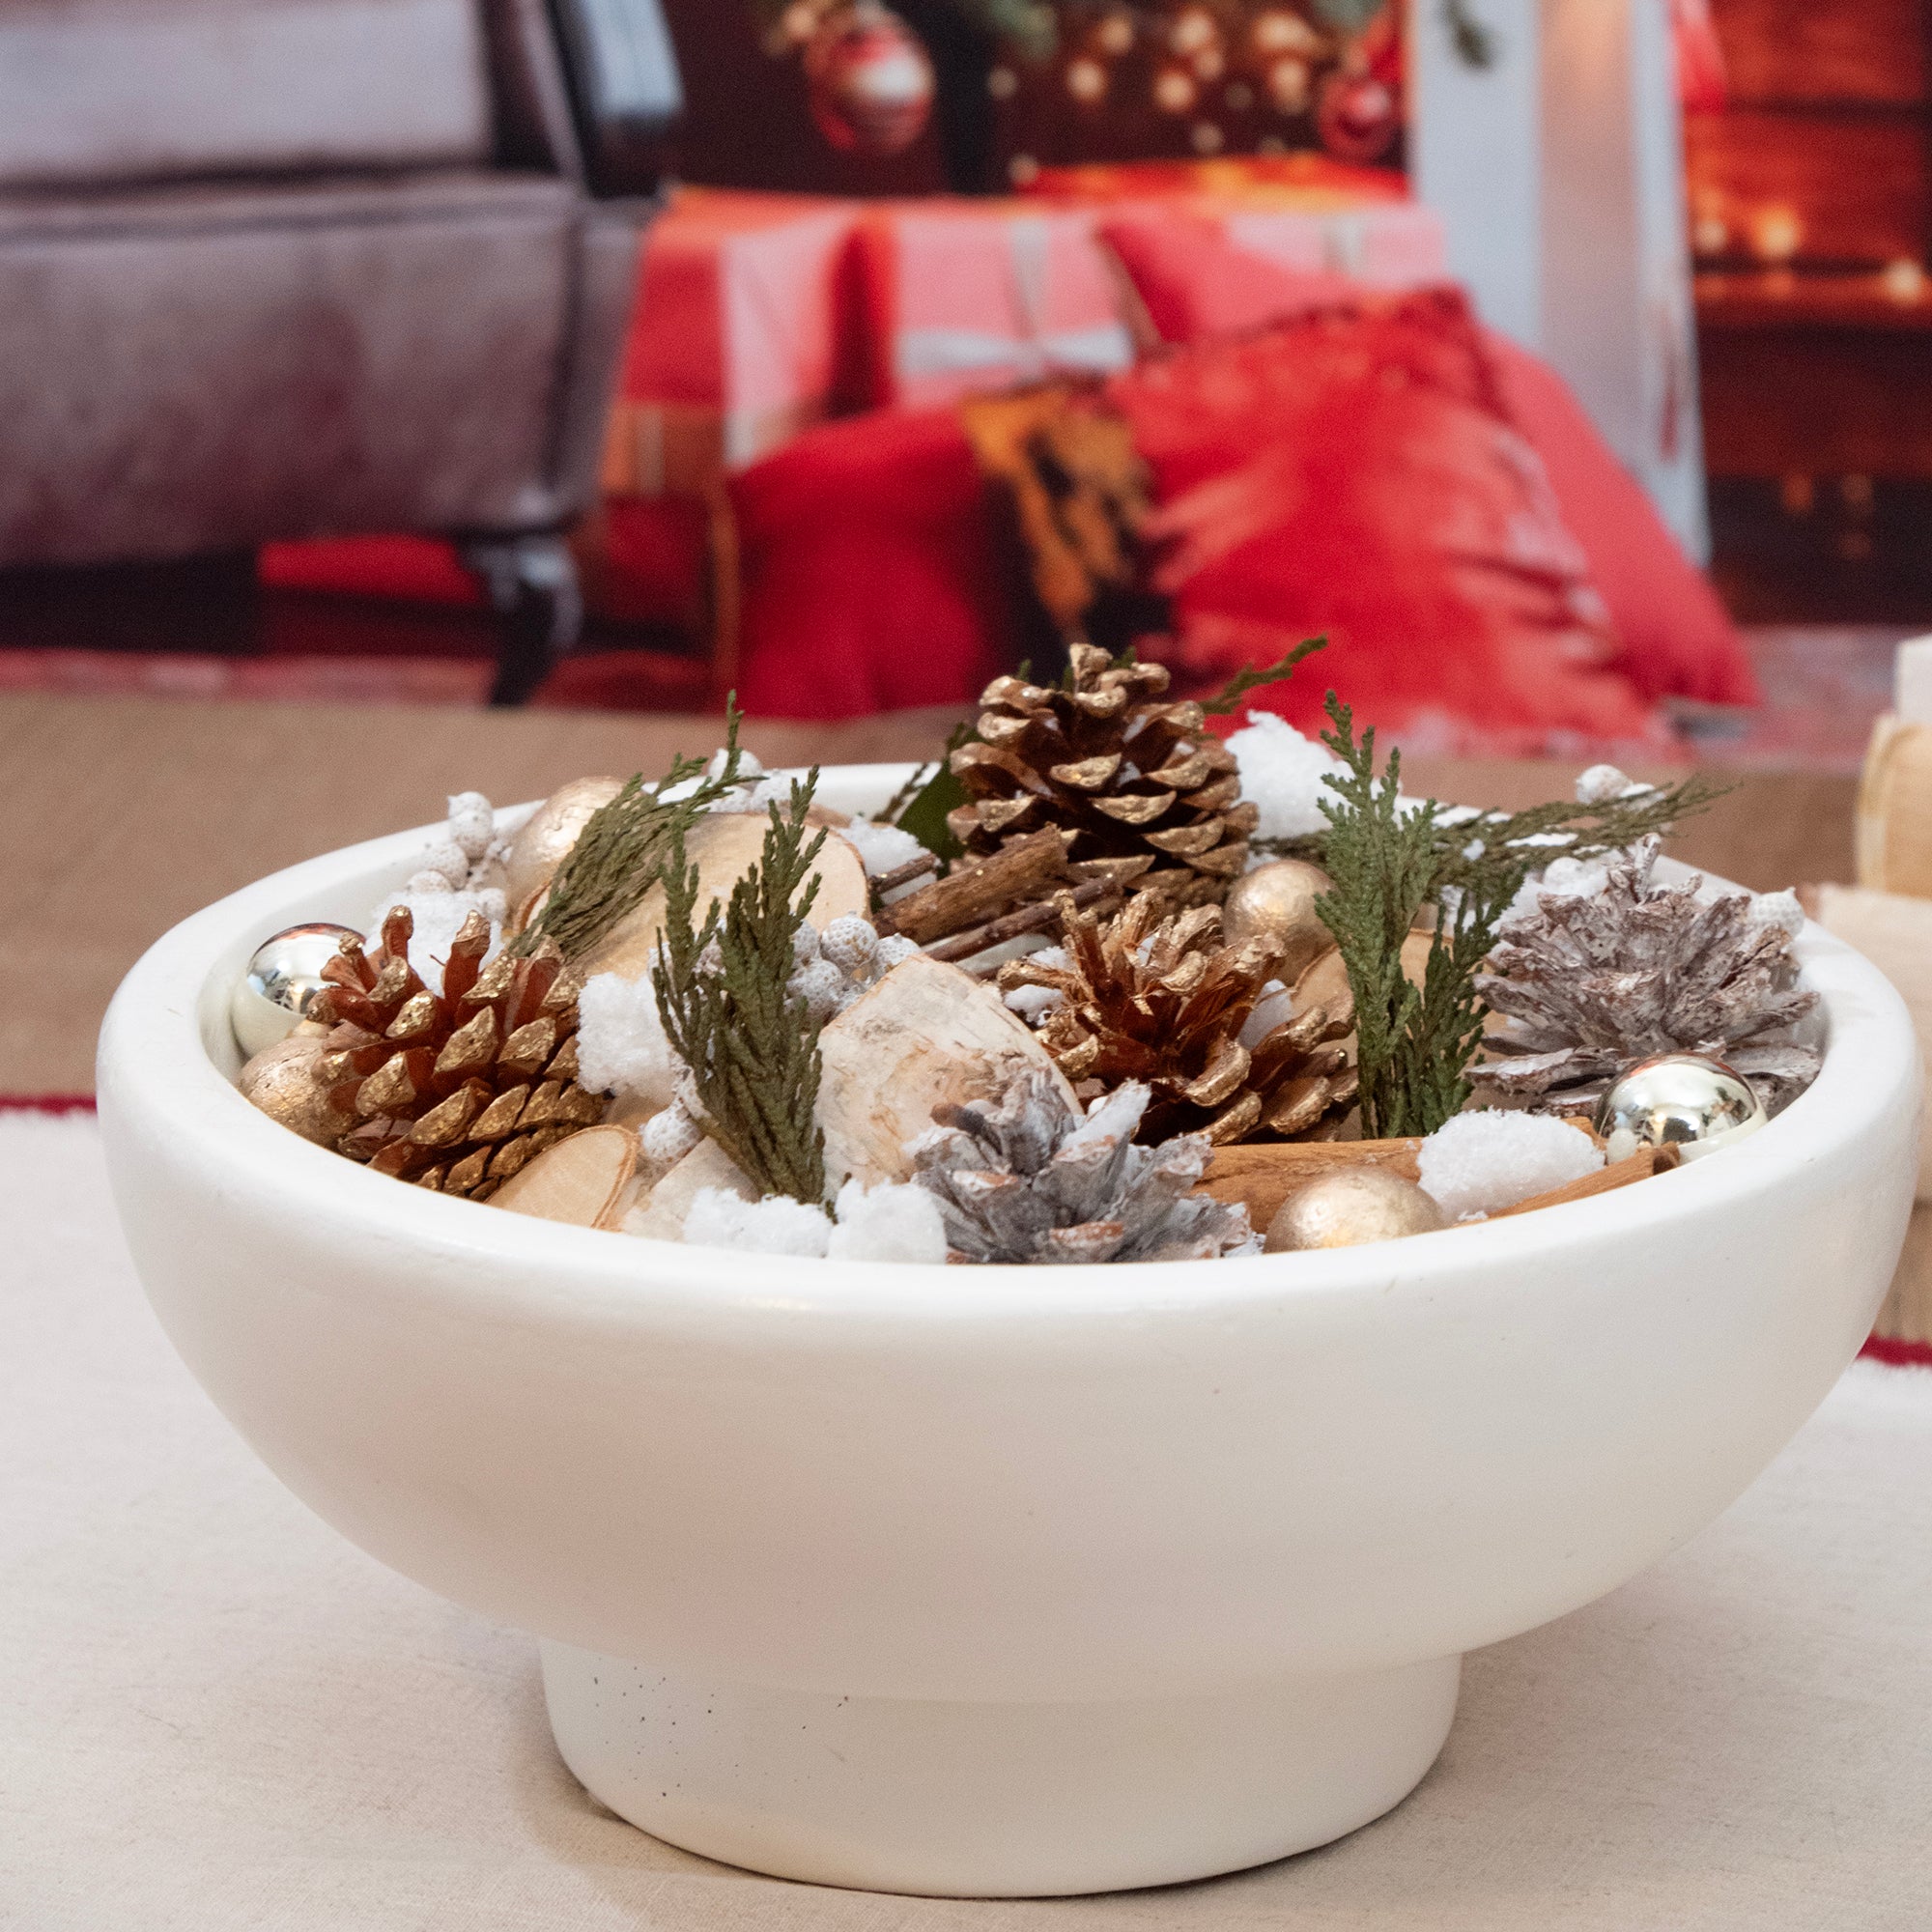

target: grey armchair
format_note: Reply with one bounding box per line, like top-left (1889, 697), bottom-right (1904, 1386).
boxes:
top-left (0, 0), bottom-right (680, 702)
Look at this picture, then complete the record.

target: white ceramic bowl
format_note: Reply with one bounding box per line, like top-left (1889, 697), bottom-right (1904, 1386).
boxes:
top-left (99, 767), bottom-right (1922, 1898)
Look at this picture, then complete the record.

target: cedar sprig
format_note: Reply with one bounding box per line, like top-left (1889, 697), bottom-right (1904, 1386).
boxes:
top-left (652, 775), bottom-right (831, 1207)
top-left (1200, 635), bottom-right (1328, 716)
top-left (1312, 696), bottom-right (1442, 1139)
top-left (1312, 695), bottom-right (1518, 1138)
top-left (511, 700), bottom-right (755, 961)
top-left (1428, 777), bottom-right (1727, 907)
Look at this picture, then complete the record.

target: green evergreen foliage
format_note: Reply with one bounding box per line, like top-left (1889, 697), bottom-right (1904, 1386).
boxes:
top-left (1199, 635), bottom-right (1328, 716)
top-left (652, 778), bottom-right (832, 1207)
top-left (1313, 696), bottom-right (1512, 1139)
top-left (511, 702), bottom-right (755, 963)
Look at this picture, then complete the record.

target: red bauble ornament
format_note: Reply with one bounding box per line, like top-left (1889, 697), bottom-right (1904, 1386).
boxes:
top-left (1315, 58), bottom-right (1400, 164)
top-left (805, 3), bottom-right (935, 156)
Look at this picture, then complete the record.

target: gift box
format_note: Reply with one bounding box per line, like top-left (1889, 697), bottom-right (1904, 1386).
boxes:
top-left (605, 188), bottom-right (863, 499)
top-left (1021, 156), bottom-right (1446, 291)
top-left (859, 201), bottom-right (1138, 412)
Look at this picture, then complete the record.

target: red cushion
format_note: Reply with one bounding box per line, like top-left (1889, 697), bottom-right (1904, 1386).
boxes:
top-left (730, 406), bottom-right (1014, 718)
top-left (1099, 213), bottom-right (1756, 710)
top-left (1110, 292), bottom-right (1664, 749)
top-left (1100, 211), bottom-right (1363, 344)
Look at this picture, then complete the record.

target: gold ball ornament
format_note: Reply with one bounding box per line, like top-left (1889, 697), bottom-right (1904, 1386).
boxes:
top-left (1221, 859), bottom-right (1335, 983)
top-left (238, 1036), bottom-right (353, 1147)
top-left (1264, 1167), bottom-right (1448, 1252)
top-left (502, 776), bottom-right (622, 931)
top-left (229, 921), bottom-right (361, 1057)
top-left (1593, 1053), bottom-right (1768, 1162)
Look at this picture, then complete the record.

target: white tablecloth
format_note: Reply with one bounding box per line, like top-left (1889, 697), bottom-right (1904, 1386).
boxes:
top-left (5, 1109), bottom-right (1931, 1930)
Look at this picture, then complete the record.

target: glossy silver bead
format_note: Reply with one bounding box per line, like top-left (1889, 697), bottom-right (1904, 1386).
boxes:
top-left (229, 922), bottom-right (361, 1057)
top-left (1593, 1052), bottom-right (1769, 1163)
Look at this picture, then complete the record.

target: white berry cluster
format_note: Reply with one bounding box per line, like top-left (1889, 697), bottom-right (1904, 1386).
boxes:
top-left (369, 792), bottom-right (511, 990)
top-left (786, 915), bottom-right (919, 1024)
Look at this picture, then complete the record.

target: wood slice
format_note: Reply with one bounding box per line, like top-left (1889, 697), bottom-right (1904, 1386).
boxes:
top-left (577, 815), bottom-right (869, 982)
top-left (817, 952), bottom-right (1079, 1186)
top-left (490, 1124), bottom-right (639, 1231)
top-left (1290, 932), bottom-right (1432, 1037)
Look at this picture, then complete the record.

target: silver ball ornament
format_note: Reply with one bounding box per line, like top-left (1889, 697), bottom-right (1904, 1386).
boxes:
top-left (1222, 859), bottom-right (1335, 982)
top-left (229, 922), bottom-right (361, 1057)
top-left (1593, 1053), bottom-right (1769, 1162)
top-left (1264, 1166), bottom-right (1448, 1252)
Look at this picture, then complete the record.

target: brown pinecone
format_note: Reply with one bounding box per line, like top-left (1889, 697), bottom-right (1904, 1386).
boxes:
top-left (948, 642), bottom-right (1256, 912)
top-left (308, 905), bottom-right (603, 1199)
top-left (1000, 893), bottom-right (1357, 1144)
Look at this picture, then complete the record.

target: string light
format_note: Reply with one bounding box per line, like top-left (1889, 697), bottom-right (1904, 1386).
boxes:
top-left (1065, 53), bottom-right (1108, 99)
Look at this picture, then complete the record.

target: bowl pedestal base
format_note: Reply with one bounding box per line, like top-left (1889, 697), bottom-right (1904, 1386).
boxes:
top-left (539, 1641), bottom-right (1460, 1897)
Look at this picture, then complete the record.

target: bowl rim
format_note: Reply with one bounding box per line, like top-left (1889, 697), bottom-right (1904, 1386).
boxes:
top-left (98, 763), bottom-right (1922, 1325)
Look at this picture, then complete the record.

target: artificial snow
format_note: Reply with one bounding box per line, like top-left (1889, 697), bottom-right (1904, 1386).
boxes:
top-left (1004, 944), bottom-right (1069, 1023)
top-left (1575, 763), bottom-right (1650, 806)
top-left (839, 817), bottom-right (930, 881)
top-left (576, 971), bottom-right (681, 1107)
top-left (1416, 1109), bottom-right (1605, 1221)
top-left (825, 1179), bottom-right (949, 1264)
top-left (1225, 712), bottom-right (1347, 842)
top-left (683, 1189), bottom-right (832, 1258)
top-left (679, 1177), bottom-right (948, 1263)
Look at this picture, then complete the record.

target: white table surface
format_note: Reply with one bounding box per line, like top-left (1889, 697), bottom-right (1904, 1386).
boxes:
top-left (5, 1108), bottom-right (1931, 1931)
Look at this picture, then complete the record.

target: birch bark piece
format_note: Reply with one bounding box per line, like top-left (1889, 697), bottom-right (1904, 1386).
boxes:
top-left (817, 952), bottom-right (1080, 1186)
top-left (503, 777), bottom-right (623, 934)
top-left (576, 816), bottom-right (870, 983)
top-left (623, 1137), bottom-right (754, 1241)
top-left (489, 1125), bottom-right (639, 1231)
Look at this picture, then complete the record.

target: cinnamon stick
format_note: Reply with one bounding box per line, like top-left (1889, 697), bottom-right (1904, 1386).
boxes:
top-left (1492, 1144), bottom-right (1680, 1219)
top-left (1196, 1138), bottom-right (1426, 1229)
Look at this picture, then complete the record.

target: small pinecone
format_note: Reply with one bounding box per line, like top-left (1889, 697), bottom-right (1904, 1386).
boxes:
top-left (1473, 837), bottom-right (1821, 1116)
top-left (309, 905), bottom-right (604, 1198)
top-left (948, 642), bottom-right (1256, 911)
top-left (1001, 894), bottom-right (1357, 1144)
top-left (909, 1066), bottom-right (1256, 1264)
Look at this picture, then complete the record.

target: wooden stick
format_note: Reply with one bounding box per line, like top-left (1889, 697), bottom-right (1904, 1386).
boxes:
top-left (935, 878), bottom-right (1119, 967)
top-left (1492, 1144), bottom-right (1680, 1219)
top-left (878, 829), bottom-right (1070, 945)
top-left (869, 852), bottom-right (941, 897)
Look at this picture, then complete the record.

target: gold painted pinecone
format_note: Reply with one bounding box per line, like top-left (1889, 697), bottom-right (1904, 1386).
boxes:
top-left (309, 905), bottom-right (603, 1198)
top-left (1001, 893), bottom-right (1357, 1144)
top-left (948, 642), bottom-right (1256, 911)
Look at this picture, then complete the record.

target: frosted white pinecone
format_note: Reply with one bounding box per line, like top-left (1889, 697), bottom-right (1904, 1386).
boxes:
top-left (1473, 837), bottom-right (1820, 1116)
top-left (907, 1067), bottom-right (1258, 1264)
